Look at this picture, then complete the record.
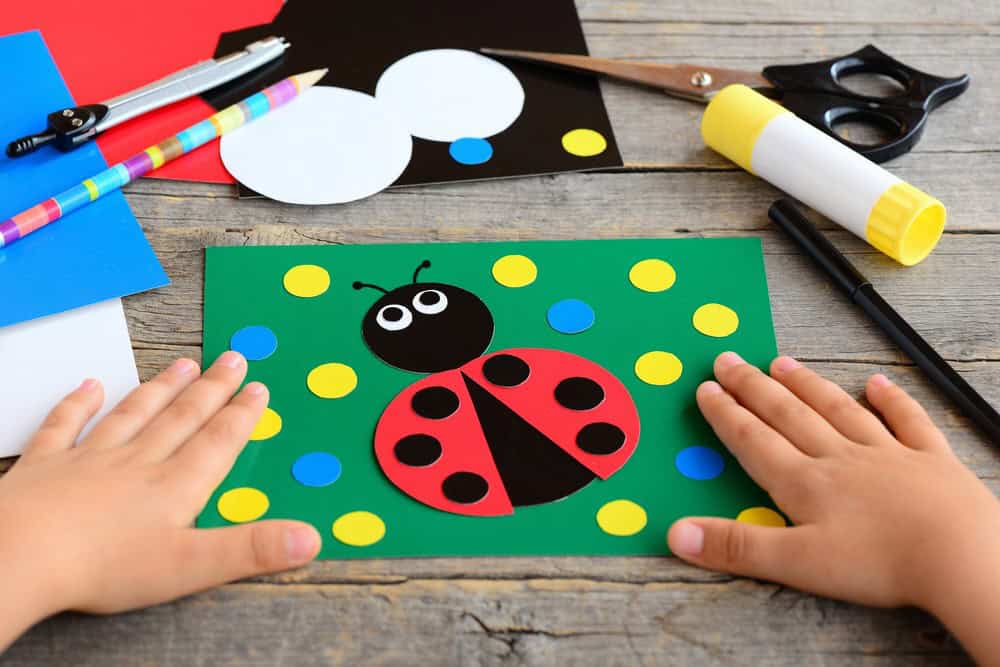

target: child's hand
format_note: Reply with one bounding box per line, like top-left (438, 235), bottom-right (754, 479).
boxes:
top-left (0, 353), bottom-right (321, 649)
top-left (668, 352), bottom-right (1000, 661)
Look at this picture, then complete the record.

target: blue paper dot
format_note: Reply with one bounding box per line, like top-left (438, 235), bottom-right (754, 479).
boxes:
top-left (230, 325), bottom-right (278, 361)
top-left (675, 446), bottom-right (725, 480)
top-left (449, 137), bottom-right (493, 165)
top-left (292, 452), bottom-right (342, 487)
top-left (547, 299), bottom-right (595, 334)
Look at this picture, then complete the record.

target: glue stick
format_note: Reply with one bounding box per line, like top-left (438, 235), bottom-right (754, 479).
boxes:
top-left (701, 85), bottom-right (945, 266)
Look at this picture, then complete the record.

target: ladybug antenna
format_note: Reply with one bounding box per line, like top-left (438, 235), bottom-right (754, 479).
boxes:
top-left (352, 281), bottom-right (388, 294)
top-left (412, 259), bottom-right (431, 283)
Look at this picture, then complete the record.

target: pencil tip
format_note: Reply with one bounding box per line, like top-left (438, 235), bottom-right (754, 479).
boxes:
top-left (295, 69), bottom-right (328, 88)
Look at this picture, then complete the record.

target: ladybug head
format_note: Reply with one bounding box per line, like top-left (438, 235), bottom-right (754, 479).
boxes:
top-left (354, 260), bottom-right (494, 373)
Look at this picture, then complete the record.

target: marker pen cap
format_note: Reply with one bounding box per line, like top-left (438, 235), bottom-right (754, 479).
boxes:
top-left (701, 84), bottom-right (945, 266)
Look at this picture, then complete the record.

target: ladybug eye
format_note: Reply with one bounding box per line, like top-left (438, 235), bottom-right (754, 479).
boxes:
top-left (376, 304), bottom-right (413, 331)
top-left (412, 289), bottom-right (448, 315)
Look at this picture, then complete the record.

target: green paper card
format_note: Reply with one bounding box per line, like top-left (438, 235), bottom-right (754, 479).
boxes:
top-left (199, 239), bottom-right (779, 559)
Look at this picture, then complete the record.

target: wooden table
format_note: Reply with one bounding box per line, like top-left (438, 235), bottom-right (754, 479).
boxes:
top-left (5, 2), bottom-right (998, 664)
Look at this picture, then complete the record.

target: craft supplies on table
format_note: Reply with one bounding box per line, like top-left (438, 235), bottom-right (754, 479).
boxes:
top-left (0, 30), bottom-right (168, 326)
top-left (1, 68), bottom-right (327, 248)
top-left (704, 86), bottom-right (945, 266)
top-left (7, 36), bottom-right (288, 158)
top-left (769, 199), bottom-right (1000, 443)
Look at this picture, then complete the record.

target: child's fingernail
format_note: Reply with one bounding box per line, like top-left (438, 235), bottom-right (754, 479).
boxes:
top-left (216, 351), bottom-right (245, 369)
top-left (870, 373), bottom-right (892, 388)
top-left (671, 521), bottom-right (705, 556)
top-left (169, 358), bottom-right (199, 376)
top-left (772, 356), bottom-right (801, 374)
top-left (284, 525), bottom-right (320, 564)
top-left (79, 378), bottom-right (100, 392)
top-left (699, 381), bottom-right (723, 396)
top-left (716, 351), bottom-right (744, 368)
top-left (244, 382), bottom-right (268, 396)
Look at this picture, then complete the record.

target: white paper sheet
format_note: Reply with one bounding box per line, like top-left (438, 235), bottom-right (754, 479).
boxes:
top-left (375, 49), bottom-right (525, 142)
top-left (220, 86), bottom-right (413, 205)
top-left (0, 298), bottom-right (139, 457)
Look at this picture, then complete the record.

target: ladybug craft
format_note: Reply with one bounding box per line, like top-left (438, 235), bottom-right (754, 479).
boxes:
top-left (354, 260), bottom-right (641, 517)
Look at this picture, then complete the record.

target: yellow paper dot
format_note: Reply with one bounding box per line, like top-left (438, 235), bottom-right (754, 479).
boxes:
top-left (283, 264), bottom-right (330, 298)
top-left (562, 128), bottom-right (608, 157)
top-left (596, 499), bottom-right (647, 536)
top-left (332, 511), bottom-right (386, 547)
top-left (307, 362), bottom-right (358, 399)
top-left (250, 407), bottom-right (282, 441)
top-left (693, 303), bottom-right (740, 338)
top-left (492, 254), bottom-right (537, 288)
top-left (217, 487), bottom-right (269, 523)
top-left (634, 351), bottom-right (683, 386)
top-left (629, 258), bottom-right (676, 292)
top-left (737, 507), bottom-right (786, 527)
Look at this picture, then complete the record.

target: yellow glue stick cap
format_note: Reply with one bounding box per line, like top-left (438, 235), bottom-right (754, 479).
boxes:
top-left (700, 84), bottom-right (787, 173)
top-left (865, 182), bottom-right (946, 266)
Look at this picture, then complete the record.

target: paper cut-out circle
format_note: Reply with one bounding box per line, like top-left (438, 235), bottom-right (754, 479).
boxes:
top-left (307, 363), bottom-right (358, 399)
top-left (283, 265), bottom-right (330, 298)
top-left (250, 408), bottom-right (282, 441)
top-left (230, 325), bottom-right (278, 361)
top-left (547, 299), bottom-right (595, 334)
top-left (218, 487), bottom-right (269, 523)
top-left (629, 259), bottom-right (676, 292)
top-left (596, 499), bottom-right (647, 536)
top-left (332, 511), bottom-right (386, 547)
top-left (562, 128), bottom-right (608, 157)
top-left (221, 86), bottom-right (413, 205)
top-left (492, 255), bottom-right (537, 288)
top-left (693, 303), bottom-right (740, 338)
top-left (292, 452), bottom-right (342, 487)
top-left (449, 137), bottom-right (494, 165)
top-left (675, 446), bottom-right (725, 480)
top-left (737, 507), bottom-right (786, 527)
top-left (375, 49), bottom-right (525, 142)
top-left (634, 351), bottom-right (683, 386)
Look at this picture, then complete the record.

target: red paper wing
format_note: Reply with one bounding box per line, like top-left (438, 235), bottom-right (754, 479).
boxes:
top-left (374, 369), bottom-right (514, 517)
top-left (1, 0), bottom-right (283, 183)
top-left (462, 348), bottom-right (640, 479)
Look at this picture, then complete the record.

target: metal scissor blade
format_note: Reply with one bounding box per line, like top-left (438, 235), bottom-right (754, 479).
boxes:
top-left (481, 48), bottom-right (769, 102)
top-left (96, 36), bottom-right (290, 132)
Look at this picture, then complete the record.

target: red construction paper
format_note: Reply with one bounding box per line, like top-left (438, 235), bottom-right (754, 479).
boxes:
top-left (0, 0), bottom-right (282, 183)
top-left (374, 348), bottom-right (640, 517)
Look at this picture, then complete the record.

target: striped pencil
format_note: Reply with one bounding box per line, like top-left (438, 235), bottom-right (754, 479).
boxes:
top-left (0, 69), bottom-right (328, 248)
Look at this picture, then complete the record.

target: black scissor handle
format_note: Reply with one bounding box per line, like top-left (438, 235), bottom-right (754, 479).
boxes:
top-left (761, 44), bottom-right (970, 163)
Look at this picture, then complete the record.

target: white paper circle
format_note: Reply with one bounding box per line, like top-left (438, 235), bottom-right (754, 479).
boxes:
top-left (221, 86), bottom-right (413, 205)
top-left (375, 49), bottom-right (525, 142)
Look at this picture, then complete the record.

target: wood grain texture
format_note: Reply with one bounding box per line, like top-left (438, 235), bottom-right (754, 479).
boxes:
top-left (6, 2), bottom-right (999, 663)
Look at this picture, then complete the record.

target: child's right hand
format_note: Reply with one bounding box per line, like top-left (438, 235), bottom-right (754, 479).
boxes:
top-left (668, 352), bottom-right (1000, 663)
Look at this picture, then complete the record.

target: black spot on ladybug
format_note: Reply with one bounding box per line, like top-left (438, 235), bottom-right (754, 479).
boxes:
top-left (482, 354), bottom-right (530, 387)
top-left (442, 471), bottom-right (489, 504)
top-left (411, 386), bottom-right (459, 420)
top-left (576, 422), bottom-right (626, 455)
top-left (394, 434), bottom-right (442, 467)
top-left (463, 373), bottom-right (595, 505)
top-left (554, 377), bottom-right (605, 411)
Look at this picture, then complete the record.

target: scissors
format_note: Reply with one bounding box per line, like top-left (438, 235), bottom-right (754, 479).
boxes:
top-left (481, 45), bottom-right (969, 163)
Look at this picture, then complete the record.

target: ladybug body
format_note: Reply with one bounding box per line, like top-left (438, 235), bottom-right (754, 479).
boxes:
top-left (356, 262), bottom-right (640, 517)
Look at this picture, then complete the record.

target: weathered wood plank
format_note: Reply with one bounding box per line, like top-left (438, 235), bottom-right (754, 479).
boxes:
top-left (6, 580), bottom-right (966, 667)
top-left (577, 1), bottom-right (1000, 24)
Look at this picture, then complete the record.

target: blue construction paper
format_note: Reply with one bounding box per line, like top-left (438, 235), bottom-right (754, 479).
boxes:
top-left (0, 31), bottom-right (168, 327)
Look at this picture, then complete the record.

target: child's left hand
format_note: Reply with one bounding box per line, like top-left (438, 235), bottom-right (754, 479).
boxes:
top-left (0, 352), bottom-right (321, 650)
